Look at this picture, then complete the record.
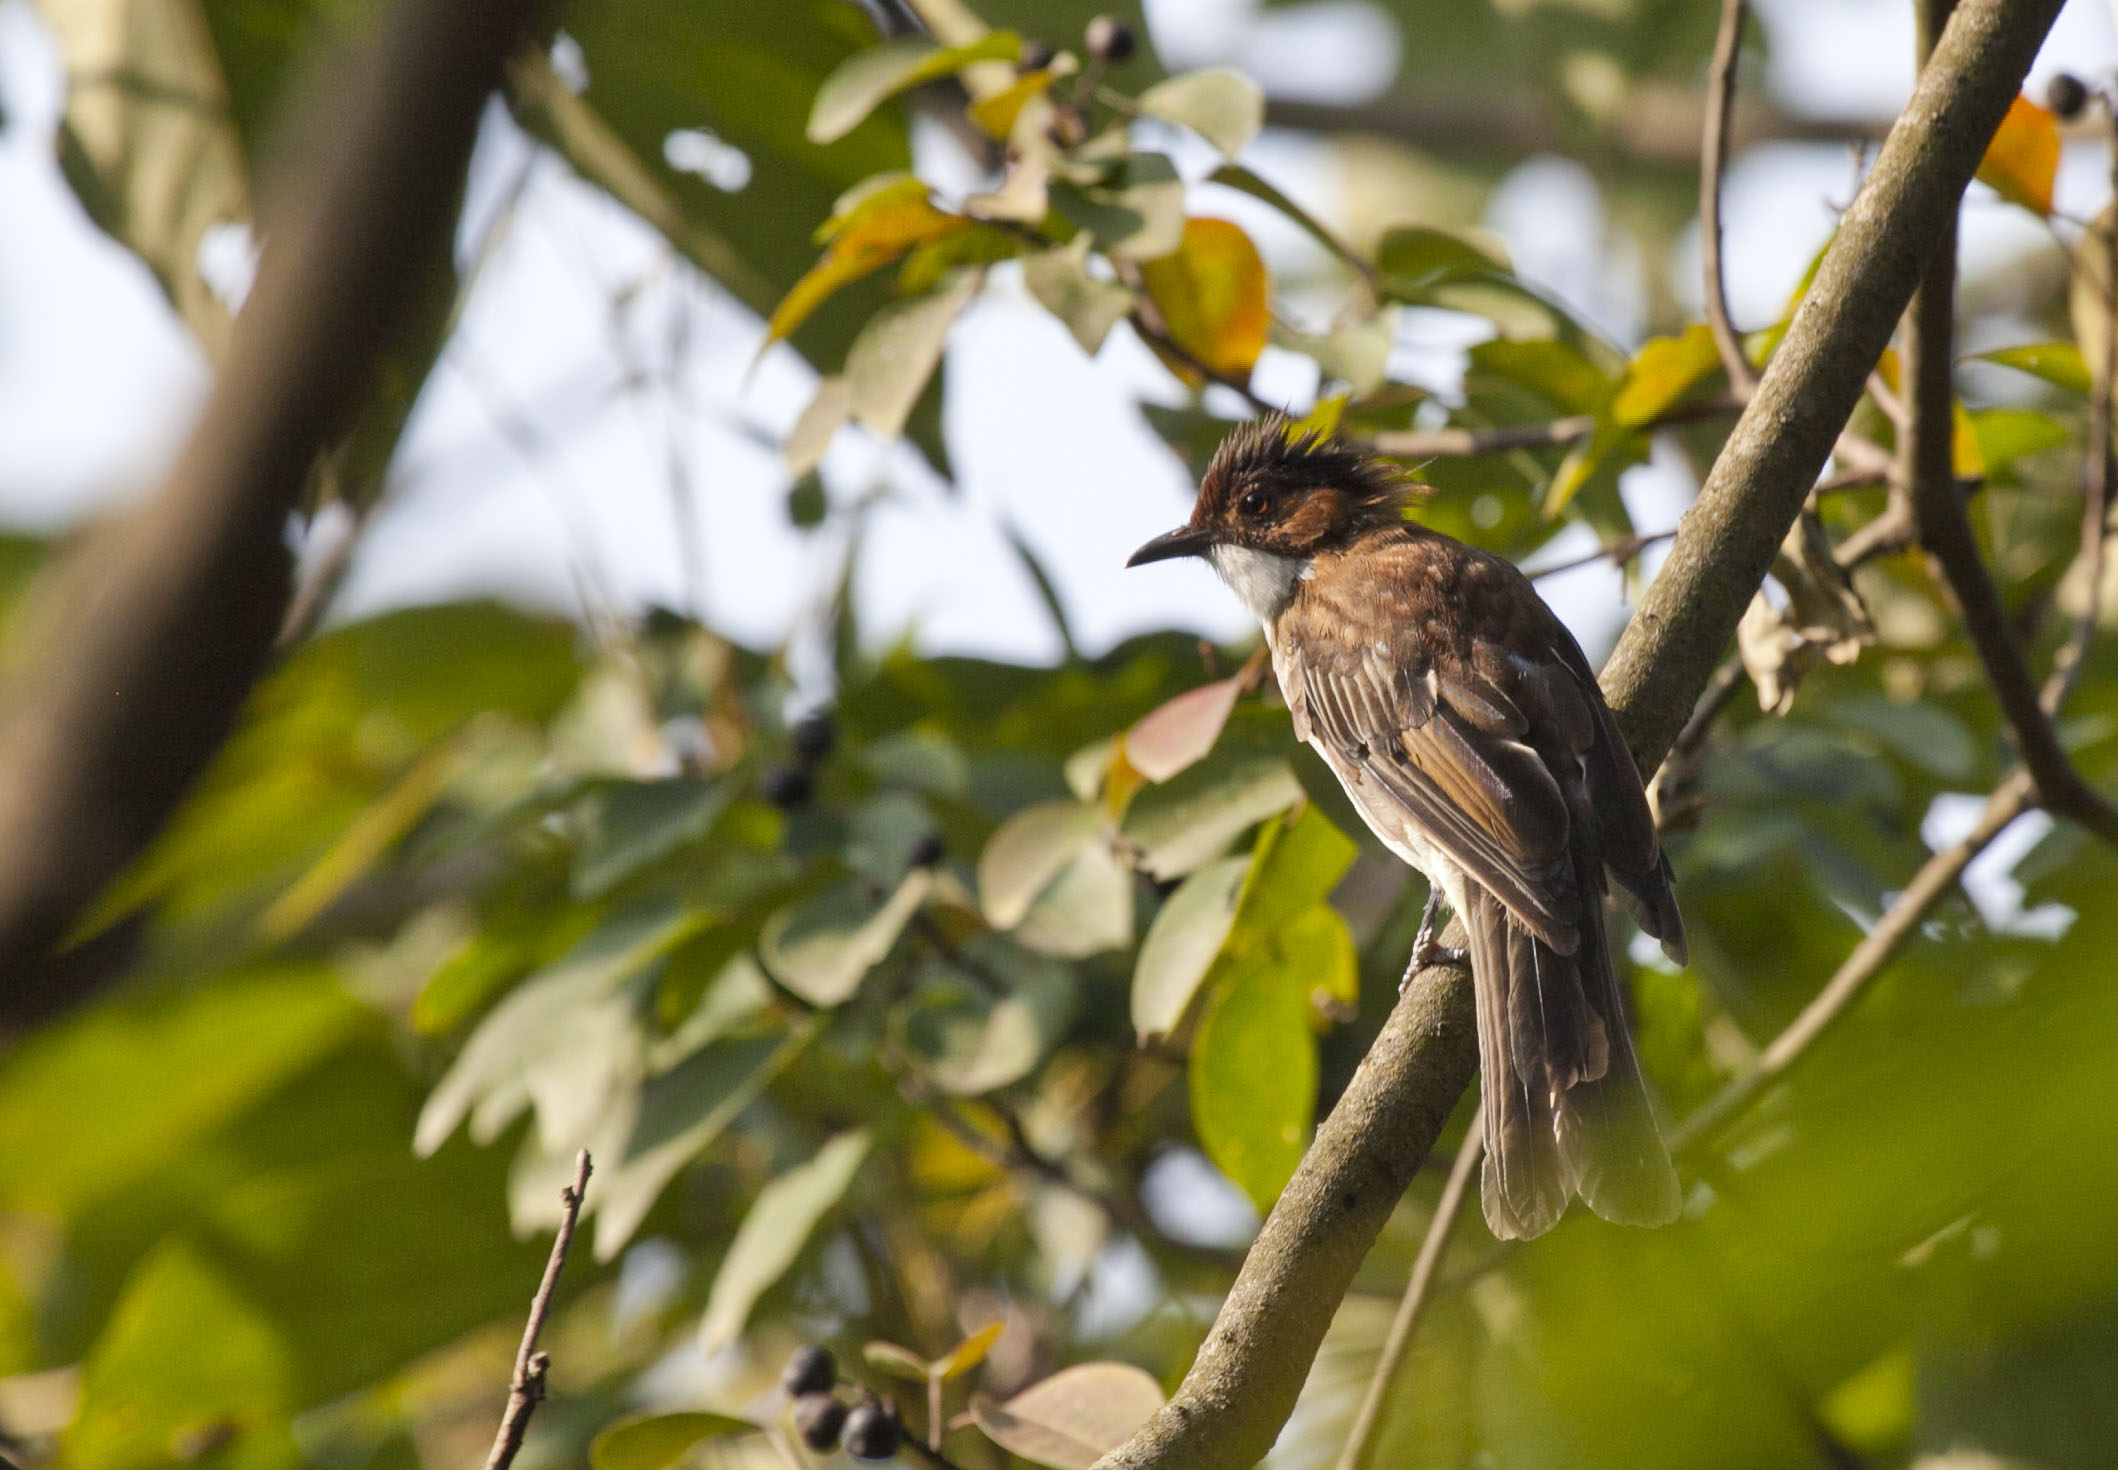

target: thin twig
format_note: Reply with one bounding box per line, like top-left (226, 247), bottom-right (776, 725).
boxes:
top-left (485, 1150), bottom-right (593, 1470)
top-left (1525, 529), bottom-right (1677, 582)
top-left (1127, 310), bottom-right (1279, 415)
top-left (1098, 6), bottom-right (2067, 1463)
top-left (1334, 1110), bottom-right (1482, 1470)
top-left (1701, 0), bottom-right (1761, 399)
top-left (2044, 109), bottom-right (2118, 713)
top-left (1833, 499), bottom-right (1919, 568)
top-left (1673, 770), bottom-right (2032, 1153)
top-left (1365, 397), bottom-right (1737, 460)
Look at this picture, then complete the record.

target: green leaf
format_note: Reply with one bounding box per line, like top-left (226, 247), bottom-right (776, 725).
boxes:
top-left (808, 33), bottom-right (1022, 144)
top-left (1974, 341), bottom-right (2091, 395)
top-left (1022, 241), bottom-right (1136, 356)
top-left (864, 1340), bottom-right (933, 1381)
top-left (699, 1130), bottom-right (873, 1353)
top-left (416, 904), bottom-right (702, 1156)
top-left (846, 270), bottom-right (981, 439)
top-left (573, 778), bottom-right (730, 899)
top-left (1208, 162), bottom-right (1368, 278)
top-left (1469, 338), bottom-right (1614, 416)
top-left (1969, 407), bottom-right (2071, 475)
top-left (591, 1029), bottom-right (810, 1258)
top-left (979, 800), bottom-right (1103, 929)
top-left (1120, 725), bottom-right (1303, 880)
top-left (591, 1412), bottom-right (752, 1470)
top-left (1132, 854), bottom-right (1248, 1043)
top-left (1611, 323), bottom-right (1721, 427)
top-left (1050, 153), bottom-right (1185, 260)
top-left (905, 943), bottom-right (1080, 1095)
top-left (1233, 803), bottom-right (1356, 940)
top-left (0, 967), bottom-right (360, 1215)
top-left (1190, 948), bottom-right (1315, 1210)
top-left (67, 1241), bottom-right (295, 1470)
top-left (1137, 69), bottom-right (1264, 159)
top-left (1278, 902), bottom-right (1359, 1015)
top-left (44, 0), bottom-right (248, 356)
top-left (759, 870), bottom-right (932, 1006)
top-left (1010, 842), bottom-right (1134, 958)
top-left (1375, 225), bottom-right (1505, 292)
top-left (970, 1362), bottom-right (1166, 1470)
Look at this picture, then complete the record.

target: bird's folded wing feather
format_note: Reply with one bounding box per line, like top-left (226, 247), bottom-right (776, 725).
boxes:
top-left (1282, 634), bottom-right (1585, 952)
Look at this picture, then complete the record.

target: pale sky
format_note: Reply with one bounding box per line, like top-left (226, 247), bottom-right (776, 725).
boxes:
top-left (0, 0), bottom-right (2113, 674)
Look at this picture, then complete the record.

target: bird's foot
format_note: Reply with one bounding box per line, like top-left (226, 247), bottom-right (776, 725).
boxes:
top-left (1400, 888), bottom-right (1468, 993)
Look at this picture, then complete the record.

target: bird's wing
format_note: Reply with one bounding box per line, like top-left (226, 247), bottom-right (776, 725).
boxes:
top-left (1281, 631), bottom-right (1585, 953)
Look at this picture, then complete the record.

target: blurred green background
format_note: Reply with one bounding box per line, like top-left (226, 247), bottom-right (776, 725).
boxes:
top-left (1, 0), bottom-right (2116, 1467)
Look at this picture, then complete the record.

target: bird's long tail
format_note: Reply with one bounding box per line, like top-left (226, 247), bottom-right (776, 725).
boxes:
top-left (1464, 883), bottom-right (1681, 1240)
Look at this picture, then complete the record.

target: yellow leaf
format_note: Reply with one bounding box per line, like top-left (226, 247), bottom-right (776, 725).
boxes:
top-left (1287, 392), bottom-right (1348, 440)
top-left (766, 175), bottom-right (968, 345)
top-left (1139, 217), bottom-right (1270, 386)
top-left (1951, 398), bottom-right (1983, 479)
top-left (1976, 94), bottom-right (2058, 215)
top-left (1611, 323), bottom-right (1721, 427)
top-left (969, 59), bottom-right (1073, 138)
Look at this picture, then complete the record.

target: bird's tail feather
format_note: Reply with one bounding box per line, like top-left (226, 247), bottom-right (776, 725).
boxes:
top-left (1466, 884), bottom-right (1681, 1240)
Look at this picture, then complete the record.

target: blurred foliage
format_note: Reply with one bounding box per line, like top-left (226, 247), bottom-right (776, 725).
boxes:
top-left (8, 0), bottom-right (2118, 1468)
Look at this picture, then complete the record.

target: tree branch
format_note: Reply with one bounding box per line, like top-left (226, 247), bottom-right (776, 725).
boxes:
top-left (1897, 5), bottom-right (2118, 847)
top-left (1095, 3), bottom-right (2063, 1463)
top-left (0, 0), bottom-right (551, 1022)
top-left (486, 1150), bottom-right (592, 1470)
top-left (1701, 0), bottom-right (1761, 399)
top-left (1262, 87), bottom-right (1883, 170)
top-left (1334, 1111), bottom-right (1482, 1470)
top-left (1361, 398), bottom-right (1736, 460)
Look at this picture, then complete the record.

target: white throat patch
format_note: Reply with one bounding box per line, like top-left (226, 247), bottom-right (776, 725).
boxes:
top-left (1208, 544), bottom-right (1307, 622)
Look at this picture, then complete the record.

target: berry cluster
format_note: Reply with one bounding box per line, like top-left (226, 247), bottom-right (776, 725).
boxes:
top-left (763, 712), bottom-right (836, 811)
top-left (781, 1346), bottom-right (905, 1462)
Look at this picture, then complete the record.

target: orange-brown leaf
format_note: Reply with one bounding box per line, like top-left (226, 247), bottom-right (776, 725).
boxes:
top-left (1139, 217), bottom-right (1270, 386)
top-left (1976, 94), bottom-right (2058, 215)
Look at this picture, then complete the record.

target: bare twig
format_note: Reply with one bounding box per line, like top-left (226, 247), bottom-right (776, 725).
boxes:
top-left (1335, 1111), bottom-right (1482, 1470)
top-left (485, 1150), bottom-right (593, 1470)
top-left (1526, 529), bottom-right (1677, 582)
top-left (1897, 5), bottom-right (2118, 848)
top-left (1127, 310), bottom-right (1279, 416)
top-left (1701, 0), bottom-right (1760, 399)
top-left (1673, 771), bottom-right (2032, 1152)
top-left (1262, 88), bottom-right (1884, 170)
top-left (2045, 113), bottom-right (2118, 713)
top-left (1096, 5), bottom-right (2063, 1464)
top-left (1833, 499), bottom-right (1920, 568)
top-left (1364, 398), bottom-right (1737, 461)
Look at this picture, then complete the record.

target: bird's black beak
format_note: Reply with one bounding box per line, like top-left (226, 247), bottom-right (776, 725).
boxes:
top-left (1127, 525), bottom-right (1217, 568)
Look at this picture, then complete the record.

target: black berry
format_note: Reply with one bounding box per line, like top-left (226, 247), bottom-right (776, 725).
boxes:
top-left (2047, 72), bottom-right (2090, 122)
top-left (793, 1392), bottom-right (848, 1450)
top-left (782, 1345), bottom-right (837, 1398)
top-left (908, 831), bottom-right (946, 869)
top-left (790, 712), bottom-right (837, 764)
top-left (1085, 15), bottom-right (1135, 64)
top-left (763, 765), bottom-right (813, 810)
top-left (1019, 38), bottom-right (1055, 72)
top-left (840, 1402), bottom-right (901, 1461)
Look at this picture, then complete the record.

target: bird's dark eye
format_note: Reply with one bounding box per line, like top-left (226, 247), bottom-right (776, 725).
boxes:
top-left (1238, 488), bottom-right (1272, 518)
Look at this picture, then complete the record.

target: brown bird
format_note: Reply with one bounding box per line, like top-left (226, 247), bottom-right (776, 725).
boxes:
top-left (1128, 418), bottom-right (1683, 1239)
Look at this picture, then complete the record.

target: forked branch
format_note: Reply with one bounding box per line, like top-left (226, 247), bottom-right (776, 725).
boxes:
top-left (1094, 3), bottom-right (2065, 1463)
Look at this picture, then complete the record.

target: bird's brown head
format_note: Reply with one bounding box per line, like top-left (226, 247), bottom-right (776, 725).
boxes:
top-left (1127, 417), bottom-right (1415, 607)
